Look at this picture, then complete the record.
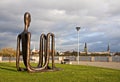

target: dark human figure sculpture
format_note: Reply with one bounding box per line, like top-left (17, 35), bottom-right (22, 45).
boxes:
top-left (16, 12), bottom-right (58, 72)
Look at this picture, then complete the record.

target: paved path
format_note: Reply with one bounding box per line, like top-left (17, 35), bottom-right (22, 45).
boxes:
top-left (71, 61), bottom-right (120, 70)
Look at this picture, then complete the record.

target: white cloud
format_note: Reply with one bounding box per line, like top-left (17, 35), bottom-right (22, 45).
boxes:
top-left (0, 0), bottom-right (120, 52)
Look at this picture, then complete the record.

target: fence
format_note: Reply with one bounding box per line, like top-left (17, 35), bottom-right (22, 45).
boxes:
top-left (0, 56), bottom-right (120, 62)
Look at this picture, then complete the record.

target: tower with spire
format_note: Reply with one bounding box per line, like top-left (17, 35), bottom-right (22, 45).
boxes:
top-left (84, 42), bottom-right (88, 55)
top-left (107, 44), bottom-right (110, 53)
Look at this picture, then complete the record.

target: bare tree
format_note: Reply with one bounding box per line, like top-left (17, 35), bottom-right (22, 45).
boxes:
top-left (0, 47), bottom-right (16, 62)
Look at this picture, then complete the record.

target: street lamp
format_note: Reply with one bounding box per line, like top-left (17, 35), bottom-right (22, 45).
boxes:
top-left (76, 27), bottom-right (80, 64)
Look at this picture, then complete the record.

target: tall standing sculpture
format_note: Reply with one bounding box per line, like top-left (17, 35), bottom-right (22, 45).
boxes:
top-left (16, 12), bottom-right (58, 72)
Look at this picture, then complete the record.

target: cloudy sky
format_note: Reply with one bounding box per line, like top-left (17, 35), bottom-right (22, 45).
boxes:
top-left (0, 0), bottom-right (120, 52)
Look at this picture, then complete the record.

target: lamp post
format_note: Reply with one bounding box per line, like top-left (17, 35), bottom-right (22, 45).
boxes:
top-left (76, 27), bottom-right (80, 64)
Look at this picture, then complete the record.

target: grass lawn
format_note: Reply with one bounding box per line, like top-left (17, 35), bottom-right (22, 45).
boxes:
top-left (0, 62), bottom-right (120, 82)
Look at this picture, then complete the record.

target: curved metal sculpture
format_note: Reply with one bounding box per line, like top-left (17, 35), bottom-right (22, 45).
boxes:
top-left (16, 12), bottom-right (58, 72)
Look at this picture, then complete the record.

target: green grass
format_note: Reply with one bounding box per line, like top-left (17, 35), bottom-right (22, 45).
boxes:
top-left (0, 62), bottom-right (120, 82)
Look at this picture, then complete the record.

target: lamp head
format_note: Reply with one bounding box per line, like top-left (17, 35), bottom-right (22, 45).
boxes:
top-left (76, 27), bottom-right (80, 31)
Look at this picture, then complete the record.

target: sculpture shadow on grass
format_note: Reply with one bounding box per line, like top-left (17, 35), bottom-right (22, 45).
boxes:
top-left (0, 63), bottom-right (17, 72)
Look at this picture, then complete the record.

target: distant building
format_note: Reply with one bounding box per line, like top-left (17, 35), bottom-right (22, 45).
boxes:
top-left (80, 43), bottom-right (110, 56)
top-left (31, 47), bottom-right (39, 56)
top-left (57, 51), bottom-right (64, 55)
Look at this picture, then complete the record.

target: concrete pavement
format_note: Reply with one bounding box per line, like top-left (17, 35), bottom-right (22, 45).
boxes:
top-left (71, 61), bottom-right (120, 70)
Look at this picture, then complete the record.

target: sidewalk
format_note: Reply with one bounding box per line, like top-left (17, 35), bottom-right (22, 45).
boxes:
top-left (72, 61), bottom-right (120, 70)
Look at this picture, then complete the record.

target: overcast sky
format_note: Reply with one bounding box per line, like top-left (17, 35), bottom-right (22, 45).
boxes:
top-left (0, 0), bottom-right (120, 52)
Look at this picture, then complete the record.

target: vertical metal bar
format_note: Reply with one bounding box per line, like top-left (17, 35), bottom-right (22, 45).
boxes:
top-left (77, 31), bottom-right (79, 64)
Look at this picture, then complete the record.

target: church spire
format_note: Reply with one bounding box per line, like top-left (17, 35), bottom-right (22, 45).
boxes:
top-left (84, 42), bottom-right (88, 55)
top-left (107, 43), bottom-right (110, 52)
